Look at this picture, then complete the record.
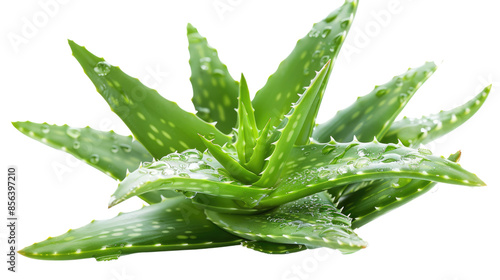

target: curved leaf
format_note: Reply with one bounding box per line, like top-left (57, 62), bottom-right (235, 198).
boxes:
top-left (12, 121), bottom-right (164, 204)
top-left (19, 197), bottom-right (243, 260)
top-left (340, 151), bottom-right (462, 228)
top-left (206, 192), bottom-right (366, 254)
top-left (382, 85), bottom-right (491, 147)
top-left (258, 141), bottom-right (484, 208)
top-left (108, 149), bottom-right (270, 208)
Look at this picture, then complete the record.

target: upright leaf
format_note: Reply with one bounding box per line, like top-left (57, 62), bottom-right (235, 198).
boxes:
top-left (256, 61), bottom-right (332, 188)
top-left (235, 74), bottom-right (258, 163)
top-left (69, 40), bottom-right (231, 159)
top-left (252, 0), bottom-right (358, 129)
top-left (187, 23), bottom-right (239, 133)
top-left (19, 197), bottom-right (242, 260)
top-left (382, 85), bottom-right (491, 147)
top-left (206, 192), bottom-right (367, 254)
top-left (314, 62), bottom-right (437, 142)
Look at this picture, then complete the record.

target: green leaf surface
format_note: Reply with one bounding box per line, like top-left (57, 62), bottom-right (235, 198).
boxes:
top-left (246, 119), bottom-right (272, 174)
top-left (19, 197), bottom-right (243, 260)
top-left (12, 121), bottom-right (164, 204)
top-left (69, 40), bottom-right (231, 159)
top-left (382, 85), bottom-right (491, 147)
top-left (242, 241), bottom-right (306, 254)
top-left (109, 149), bottom-right (270, 208)
top-left (256, 61), bottom-right (332, 188)
top-left (235, 74), bottom-right (258, 163)
top-left (314, 62), bottom-right (437, 143)
top-left (252, 0), bottom-right (358, 129)
top-left (258, 141), bottom-right (484, 208)
top-left (340, 151), bottom-right (462, 228)
top-left (207, 192), bottom-right (366, 253)
top-left (199, 136), bottom-right (260, 184)
top-left (187, 23), bottom-right (239, 133)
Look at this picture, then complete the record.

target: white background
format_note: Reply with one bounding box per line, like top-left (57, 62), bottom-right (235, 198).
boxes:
top-left (1, 0), bottom-right (500, 279)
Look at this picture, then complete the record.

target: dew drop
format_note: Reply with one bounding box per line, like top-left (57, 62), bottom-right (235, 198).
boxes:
top-left (178, 173), bottom-right (190, 178)
top-left (94, 251), bottom-right (121, 262)
top-left (182, 149), bottom-right (203, 161)
top-left (73, 141), bottom-right (80, 149)
top-left (66, 127), bottom-right (81, 138)
top-left (308, 29), bottom-right (320, 38)
top-left (94, 61), bottom-right (111, 76)
top-left (119, 144), bottom-right (132, 153)
top-left (399, 93), bottom-right (408, 103)
top-left (41, 124), bottom-right (50, 134)
top-left (340, 19), bottom-right (350, 28)
top-left (90, 154), bottom-right (100, 164)
top-left (303, 151), bottom-right (310, 156)
top-left (321, 27), bottom-right (332, 38)
top-left (312, 50), bottom-right (321, 58)
top-left (213, 69), bottom-right (224, 76)
top-left (205, 132), bottom-right (216, 140)
top-left (418, 147), bottom-right (432, 155)
top-left (320, 55), bottom-right (330, 66)
top-left (199, 57), bottom-right (211, 71)
top-left (110, 145), bottom-right (119, 153)
top-left (354, 157), bottom-right (370, 168)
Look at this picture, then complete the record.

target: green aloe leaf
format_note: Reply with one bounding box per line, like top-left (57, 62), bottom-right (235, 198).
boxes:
top-left (313, 62), bottom-right (437, 143)
top-left (108, 149), bottom-right (270, 208)
top-left (382, 85), bottom-right (491, 147)
top-left (187, 23), bottom-right (239, 133)
top-left (242, 241), bottom-right (306, 254)
top-left (12, 121), bottom-right (164, 204)
top-left (235, 74), bottom-right (258, 163)
top-left (19, 197), bottom-right (243, 260)
top-left (206, 192), bottom-right (367, 254)
top-left (68, 40), bottom-right (231, 159)
top-left (199, 136), bottom-right (260, 184)
top-left (340, 151), bottom-right (462, 228)
top-left (258, 141), bottom-right (484, 208)
top-left (256, 60), bottom-right (332, 188)
top-left (245, 119), bottom-right (272, 174)
top-left (252, 0), bottom-right (358, 129)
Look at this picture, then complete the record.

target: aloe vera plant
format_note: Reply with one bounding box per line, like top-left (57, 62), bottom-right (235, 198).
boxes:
top-left (14, 0), bottom-right (491, 261)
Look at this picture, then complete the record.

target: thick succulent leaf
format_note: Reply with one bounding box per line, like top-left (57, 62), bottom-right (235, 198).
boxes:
top-left (235, 74), bottom-right (258, 163)
top-left (314, 62), bottom-right (437, 143)
top-left (246, 119), bottom-right (272, 174)
top-left (69, 40), bottom-right (231, 159)
top-left (245, 120), bottom-right (272, 174)
top-left (252, 0), bottom-right (358, 129)
top-left (257, 141), bottom-right (484, 208)
top-left (199, 136), bottom-right (260, 184)
top-left (109, 149), bottom-right (270, 208)
top-left (19, 197), bottom-right (243, 260)
top-left (340, 151), bottom-right (461, 228)
top-left (382, 85), bottom-right (491, 147)
top-left (206, 192), bottom-right (367, 254)
top-left (12, 121), bottom-right (164, 204)
top-left (242, 241), bottom-right (306, 254)
top-left (256, 61), bottom-right (332, 188)
top-left (187, 23), bottom-right (239, 133)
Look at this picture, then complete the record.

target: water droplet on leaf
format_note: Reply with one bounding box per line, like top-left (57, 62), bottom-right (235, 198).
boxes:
top-left (66, 127), bottom-right (81, 138)
top-left (94, 61), bottom-right (111, 76)
top-left (90, 154), bottom-right (100, 164)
